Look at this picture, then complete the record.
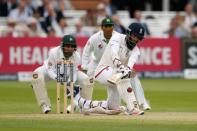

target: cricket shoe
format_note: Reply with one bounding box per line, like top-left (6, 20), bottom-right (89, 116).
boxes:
top-left (82, 106), bottom-right (122, 115)
top-left (124, 108), bottom-right (144, 115)
top-left (66, 100), bottom-right (78, 113)
top-left (42, 104), bottom-right (51, 114)
top-left (143, 102), bottom-right (151, 111)
top-left (104, 108), bottom-right (122, 115)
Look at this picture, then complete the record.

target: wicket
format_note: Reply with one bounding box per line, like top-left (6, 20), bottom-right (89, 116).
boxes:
top-left (56, 60), bottom-right (74, 114)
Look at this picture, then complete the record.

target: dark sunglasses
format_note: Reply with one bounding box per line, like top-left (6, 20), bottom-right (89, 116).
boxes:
top-left (62, 44), bottom-right (76, 48)
top-left (103, 25), bottom-right (114, 28)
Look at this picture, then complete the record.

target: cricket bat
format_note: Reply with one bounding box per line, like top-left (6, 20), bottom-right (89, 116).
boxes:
top-left (107, 73), bottom-right (124, 85)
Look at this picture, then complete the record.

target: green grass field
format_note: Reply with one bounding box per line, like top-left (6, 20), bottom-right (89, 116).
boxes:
top-left (0, 78), bottom-right (197, 131)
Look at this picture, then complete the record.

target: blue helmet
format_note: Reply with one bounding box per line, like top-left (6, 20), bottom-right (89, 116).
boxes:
top-left (125, 23), bottom-right (145, 50)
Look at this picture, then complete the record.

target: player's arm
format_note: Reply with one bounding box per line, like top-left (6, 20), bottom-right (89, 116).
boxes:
top-left (127, 46), bottom-right (140, 69)
top-left (107, 39), bottom-right (130, 84)
top-left (47, 49), bottom-right (57, 80)
top-left (81, 39), bottom-right (93, 71)
top-left (125, 47), bottom-right (140, 78)
top-left (110, 37), bottom-right (122, 68)
top-left (107, 46), bottom-right (139, 84)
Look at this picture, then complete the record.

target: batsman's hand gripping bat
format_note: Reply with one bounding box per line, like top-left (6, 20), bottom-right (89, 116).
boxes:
top-left (107, 69), bottom-right (136, 85)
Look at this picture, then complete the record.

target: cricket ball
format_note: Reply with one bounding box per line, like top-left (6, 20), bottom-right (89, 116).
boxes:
top-left (127, 87), bottom-right (133, 93)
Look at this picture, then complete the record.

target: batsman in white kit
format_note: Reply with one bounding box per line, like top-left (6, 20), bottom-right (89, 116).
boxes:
top-left (78, 18), bottom-right (150, 115)
top-left (31, 35), bottom-right (92, 114)
top-left (96, 22), bottom-right (149, 115)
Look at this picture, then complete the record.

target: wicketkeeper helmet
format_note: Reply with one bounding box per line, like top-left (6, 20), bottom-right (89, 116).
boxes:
top-left (61, 35), bottom-right (77, 58)
top-left (61, 35), bottom-right (77, 49)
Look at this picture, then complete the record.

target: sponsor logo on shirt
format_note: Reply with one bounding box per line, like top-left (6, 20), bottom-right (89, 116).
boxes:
top-left (32, 73), bottom-right (38, 79)
top-left (98, 44), bottom-right (103, 49)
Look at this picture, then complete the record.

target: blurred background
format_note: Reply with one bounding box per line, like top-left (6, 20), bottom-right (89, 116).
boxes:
top-left (0, 0), bottom-right (197, 81)
top-left (0, 2), bottom-right (197, 129)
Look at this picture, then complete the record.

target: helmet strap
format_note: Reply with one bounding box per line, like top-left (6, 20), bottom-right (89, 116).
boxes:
top-left (125, 37), bottom-right (136, 50)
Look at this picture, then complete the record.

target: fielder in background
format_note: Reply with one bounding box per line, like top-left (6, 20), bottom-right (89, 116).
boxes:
top-left (76, 23), bottom-right (150, 115)
top-left (81, 17), bottom-right (117, 100)
top-left (82, 17), bottom-right (117, 78)
top-left (31, 35), bottom-right (91, 114)
top-left (81, 17), bottom-right (151, 112)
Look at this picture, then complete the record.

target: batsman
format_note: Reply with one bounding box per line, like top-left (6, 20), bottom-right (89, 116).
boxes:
top-left (75, 22), bottom-right (150, 115)
top-left (81, 17), bottom-right (151, 112)
top-left (31, 35), bottom-right (92, 114)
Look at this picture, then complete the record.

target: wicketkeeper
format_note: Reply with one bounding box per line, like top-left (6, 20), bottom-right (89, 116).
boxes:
top-left (31, 35), bottom-right (92, 114)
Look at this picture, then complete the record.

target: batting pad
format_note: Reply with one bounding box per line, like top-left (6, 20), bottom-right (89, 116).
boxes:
top-left (31, 72), bottom-right (51, 107)
top-left (80, 78), bottom-right (94, 100)
top-left (117, 79), bottom-right (138, 111)
top-left (130, 76), bottom-right (146, 106)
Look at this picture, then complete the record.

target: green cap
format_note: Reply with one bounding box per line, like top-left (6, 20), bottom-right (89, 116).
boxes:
top-left (101, 17), bottom-right (114, 26)
top-left (61, 35), bottom-right (76, 48)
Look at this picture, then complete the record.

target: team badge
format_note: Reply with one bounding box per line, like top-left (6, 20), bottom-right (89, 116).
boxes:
top-left (98, 44), bottom-right (103, 49)
top-left (32, 73), bottom-right (38, 79)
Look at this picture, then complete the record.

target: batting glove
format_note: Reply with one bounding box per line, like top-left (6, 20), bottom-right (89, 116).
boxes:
top-left (118, 66), bottom-right (137, 79)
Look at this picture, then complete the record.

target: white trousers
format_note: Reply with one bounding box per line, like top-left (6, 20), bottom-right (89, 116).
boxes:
top-left (87, 60), bottom-right (98, 78)
top-left (95, 66), bottom-right (121, 110)
top-left (95, 65), bottom-right (148, 109)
